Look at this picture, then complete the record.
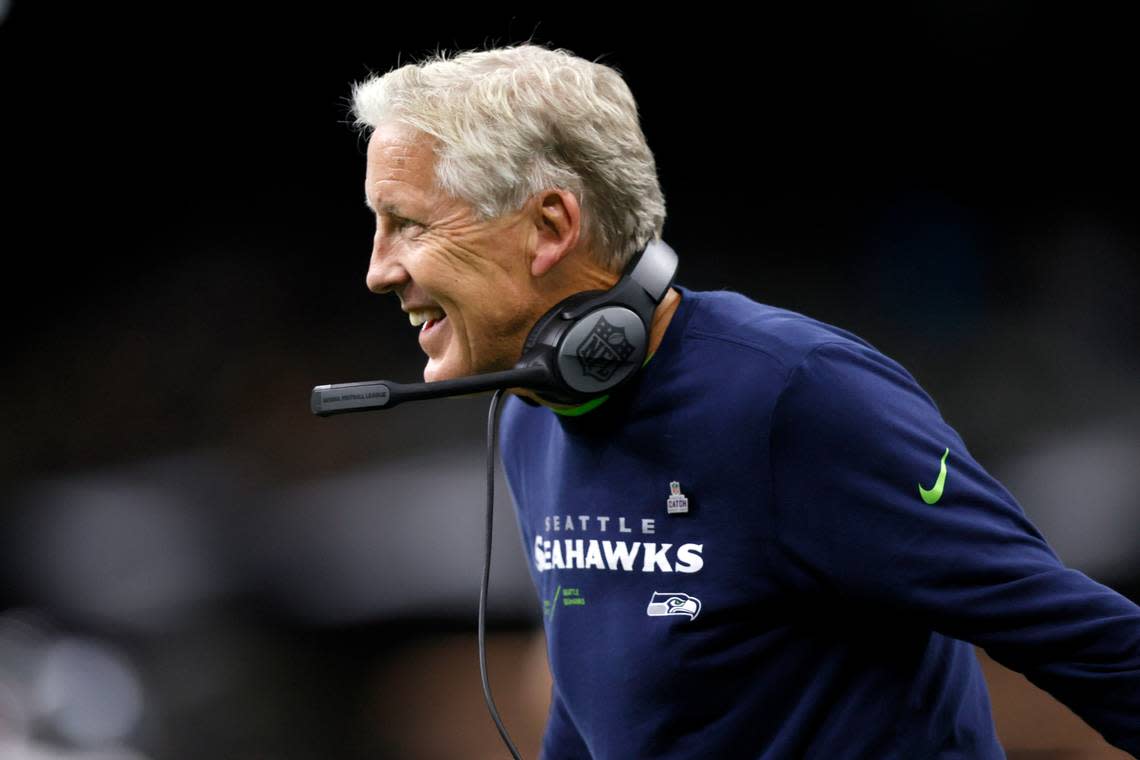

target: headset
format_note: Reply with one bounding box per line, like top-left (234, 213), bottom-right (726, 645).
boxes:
top-left (310, 238), bottom-right (678, 414)
top-left (310, 238), bottom-right (678, 759)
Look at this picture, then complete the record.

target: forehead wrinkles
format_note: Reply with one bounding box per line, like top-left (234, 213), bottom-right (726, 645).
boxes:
top-left (383, 140), bottom-right (424, 173)
top-left (366, 126), bottom-right (441, 198)
top-left (380, 127), bottom-right (437, 174)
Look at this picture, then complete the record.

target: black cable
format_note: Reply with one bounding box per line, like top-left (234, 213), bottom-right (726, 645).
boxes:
top-left (480, 388), bottom-right (524, 760)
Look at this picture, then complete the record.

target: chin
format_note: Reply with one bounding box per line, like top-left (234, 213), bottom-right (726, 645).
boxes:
top-left (423, 356), bottom-right (468, 384)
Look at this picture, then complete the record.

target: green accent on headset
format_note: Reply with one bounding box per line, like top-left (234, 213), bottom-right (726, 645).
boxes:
top-left (918, 447), bottom-right (950, 505)
top-left (551, 352), bottom-right (656, 417)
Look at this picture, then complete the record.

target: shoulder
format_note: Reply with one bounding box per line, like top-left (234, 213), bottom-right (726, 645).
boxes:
top-left (676, 286), bottom-right (881, 376)
top-left (675, 287), bottom-right (940, 420)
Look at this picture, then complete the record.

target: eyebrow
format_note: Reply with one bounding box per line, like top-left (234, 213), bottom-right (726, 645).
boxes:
top-left (364, 196), bottom-right (407, 216)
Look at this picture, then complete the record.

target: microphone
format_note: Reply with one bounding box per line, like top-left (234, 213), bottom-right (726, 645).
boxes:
top-left (310, 365), bottom-right (554, 416)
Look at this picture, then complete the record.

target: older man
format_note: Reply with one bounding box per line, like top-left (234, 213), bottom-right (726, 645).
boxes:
top-left (351, 45), bottom-right (1140, 759)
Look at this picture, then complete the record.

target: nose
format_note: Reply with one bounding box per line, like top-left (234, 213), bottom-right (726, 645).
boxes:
top-left (365, 226), bottom-right (409, 294)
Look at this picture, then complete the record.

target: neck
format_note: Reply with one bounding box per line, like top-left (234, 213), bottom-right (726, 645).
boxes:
top-left (645, 286), bottom-right (682, 359)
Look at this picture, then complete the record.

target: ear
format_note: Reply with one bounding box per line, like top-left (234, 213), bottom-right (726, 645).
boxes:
top-left (529, 188), bottom-right (581, 278)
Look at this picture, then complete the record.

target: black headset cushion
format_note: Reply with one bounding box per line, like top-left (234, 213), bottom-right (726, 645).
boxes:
top-left (522, 290), bottom-right (604, 355)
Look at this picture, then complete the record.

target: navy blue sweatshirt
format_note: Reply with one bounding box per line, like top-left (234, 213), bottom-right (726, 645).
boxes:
top-left (499, 286), bottom-right (1140, 759)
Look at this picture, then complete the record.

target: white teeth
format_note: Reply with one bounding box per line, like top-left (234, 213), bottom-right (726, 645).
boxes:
top-left (408, 308), bottom-right (445, 327)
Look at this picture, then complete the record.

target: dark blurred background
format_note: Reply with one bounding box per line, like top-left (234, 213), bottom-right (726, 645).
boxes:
top-left (2, 3), bottom-right (1138, 758)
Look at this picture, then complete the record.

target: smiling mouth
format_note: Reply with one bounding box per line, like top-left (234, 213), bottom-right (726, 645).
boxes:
top-left (408, 307), bottom-right (449, 359)
top-left (408, 307), bottom-right (446, 331)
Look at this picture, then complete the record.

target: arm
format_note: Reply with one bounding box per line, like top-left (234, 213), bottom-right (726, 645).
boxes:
top-left (768, 341), bottom-right (1140, 754)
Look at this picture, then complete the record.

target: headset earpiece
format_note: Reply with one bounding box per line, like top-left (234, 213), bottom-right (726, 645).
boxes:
top-left (521, 290), bottom-right (605, 357)
top-left (515, 239), bottom-right (678, 405)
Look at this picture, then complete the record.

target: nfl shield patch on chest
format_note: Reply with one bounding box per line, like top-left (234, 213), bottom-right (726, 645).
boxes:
top-left (666, 481), bottom-right (689, 514)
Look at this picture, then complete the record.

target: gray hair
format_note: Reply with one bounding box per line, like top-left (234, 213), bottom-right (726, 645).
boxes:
top-left (350, 44), bottom-right (666, 272)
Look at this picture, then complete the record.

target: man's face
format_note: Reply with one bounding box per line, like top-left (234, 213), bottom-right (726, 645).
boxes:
top-left (364, 122), bottom-right (540, 383)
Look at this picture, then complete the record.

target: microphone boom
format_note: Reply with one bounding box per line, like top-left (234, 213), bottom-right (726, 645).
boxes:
top-left (310, 365), bottom-right (553, 416)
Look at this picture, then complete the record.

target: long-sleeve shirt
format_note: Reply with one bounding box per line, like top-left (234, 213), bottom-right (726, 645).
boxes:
top-left (500, 285), bottom-right (1140, 759)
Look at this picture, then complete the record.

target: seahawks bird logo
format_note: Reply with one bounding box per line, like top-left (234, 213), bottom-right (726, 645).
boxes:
top-left (646, 591), bottom-right (701, 621)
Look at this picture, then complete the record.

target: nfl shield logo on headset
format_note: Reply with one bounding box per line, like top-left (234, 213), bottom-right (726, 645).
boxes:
top-left (576, 315), bottom-right (636, 382)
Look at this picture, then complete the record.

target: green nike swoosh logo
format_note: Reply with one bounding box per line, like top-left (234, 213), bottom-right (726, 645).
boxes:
top-left (918, 447), bottom-right (950, 505)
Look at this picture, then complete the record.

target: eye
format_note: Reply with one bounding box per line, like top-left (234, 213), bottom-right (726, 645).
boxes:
top-left (390, 215), bottom-right (423, 234)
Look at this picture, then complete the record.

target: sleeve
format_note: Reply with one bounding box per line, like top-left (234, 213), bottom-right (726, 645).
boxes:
top-left (768, 341), bottom-right (1140, 755)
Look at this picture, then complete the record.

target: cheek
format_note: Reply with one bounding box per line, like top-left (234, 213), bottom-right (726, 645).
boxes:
top-left (470, 300), bottom-right (538, 353)
top-left (406, 240), bottom-right (449, 277)
top-left (448, 296), bottom-right (533, 366)
top-left (413, 231), bottom-right (534, 341)
top-left (418, 231), bottom-right (487, 273)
